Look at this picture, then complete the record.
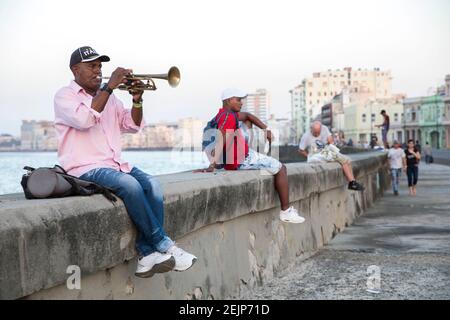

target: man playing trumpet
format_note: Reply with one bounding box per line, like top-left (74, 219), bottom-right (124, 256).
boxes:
top-left (54, 46), bottom-right (197, 278)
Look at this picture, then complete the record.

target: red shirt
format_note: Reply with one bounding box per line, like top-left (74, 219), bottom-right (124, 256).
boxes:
top-left (215, 108), bottom-right (249, 170)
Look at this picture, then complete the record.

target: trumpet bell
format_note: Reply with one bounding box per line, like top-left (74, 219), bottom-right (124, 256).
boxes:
top-left (167, 66), bottom-right (180, 88)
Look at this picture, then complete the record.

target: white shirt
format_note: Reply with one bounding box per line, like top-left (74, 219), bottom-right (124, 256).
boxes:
top-left (388, 148), bottom-right (405, 169)
top-left (299, 125), bottom-right (332, 155)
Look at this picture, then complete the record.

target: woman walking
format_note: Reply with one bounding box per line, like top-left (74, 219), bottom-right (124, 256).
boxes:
top-left (405, 139), bottom-right (421, 196)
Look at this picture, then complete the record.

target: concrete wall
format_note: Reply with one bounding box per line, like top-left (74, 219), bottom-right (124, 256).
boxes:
top-left (0, 152), bottom-right (389, 300)
top-left (278, 145), bottom-right (370, 163)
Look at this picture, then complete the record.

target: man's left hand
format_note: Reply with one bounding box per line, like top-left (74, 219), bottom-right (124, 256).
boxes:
top-left (129, 80), bottom-right (144, 102)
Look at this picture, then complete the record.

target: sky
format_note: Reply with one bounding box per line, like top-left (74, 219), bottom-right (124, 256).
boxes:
top-left (0, 0), bottom-right (449, 136)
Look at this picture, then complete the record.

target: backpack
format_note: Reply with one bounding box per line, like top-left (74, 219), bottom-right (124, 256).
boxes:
top-left (202, 111), bottom-right (239, 151)
top-left (20, 165), bottom-right (117, 202)
top-left (201, 111), bottom-right (239, 167)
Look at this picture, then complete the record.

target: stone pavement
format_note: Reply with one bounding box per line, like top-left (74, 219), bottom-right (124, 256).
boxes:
top-left (240, 163), bottom-right (450, 299)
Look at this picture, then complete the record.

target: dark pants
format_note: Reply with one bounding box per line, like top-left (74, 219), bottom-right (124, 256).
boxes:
top-left (381, 128), bottom-right (389, 147)
top-left (406, 166), bottom-right (419, 187)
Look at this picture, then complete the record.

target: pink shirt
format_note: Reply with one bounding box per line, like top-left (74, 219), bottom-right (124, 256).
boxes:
top-left (54, 80), bottom-right (144, 177)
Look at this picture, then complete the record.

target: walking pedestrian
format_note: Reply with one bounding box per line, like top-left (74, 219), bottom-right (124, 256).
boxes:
top-left (387, 141), bottom-right (406, 196)
top-left (405, 139), bottom-right (421, 196)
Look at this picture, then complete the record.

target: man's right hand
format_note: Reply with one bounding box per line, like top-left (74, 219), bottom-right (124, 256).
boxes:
top-left (107, 67), bottom-right (132, 89)
top-left (266, 129), bottom-right (273, 143)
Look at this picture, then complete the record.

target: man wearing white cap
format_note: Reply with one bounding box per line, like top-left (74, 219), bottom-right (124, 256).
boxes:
top-left (197, 88), bottom-right (305, 224)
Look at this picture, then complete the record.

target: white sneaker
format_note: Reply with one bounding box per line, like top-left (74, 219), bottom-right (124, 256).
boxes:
top-left (280, 206), bottom-right (305, 224)
top-left (167, 245), bottom-right (197, 272)
top-left (135, 252), bottom-right (175, 278)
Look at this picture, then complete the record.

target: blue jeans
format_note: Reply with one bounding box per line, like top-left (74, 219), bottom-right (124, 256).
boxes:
top-left (406, 166), bottom-right (419, 187)
top-left (390, 168), bottom-right (401, 193)
top-left (80, 167), bottom-right (174, 257)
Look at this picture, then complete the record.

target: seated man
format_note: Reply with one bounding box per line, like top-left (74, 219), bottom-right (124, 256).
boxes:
top-left (54, 46), bottom-right (196, 278)
top-left (298, 121), bottom-right (365, 191)
top-left (197, 88), bottom-right (305, 224)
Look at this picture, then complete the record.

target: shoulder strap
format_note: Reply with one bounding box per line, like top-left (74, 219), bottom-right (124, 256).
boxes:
top-left (53, 165), bottom-right (68, 174)
top-left (232, 112), bottom-right (239, 129)
top-left (217, 111), bottom-right (240, 131)
top-left (218, 112), bottom-right (231, 130)
top-left (215, 110), bottom-right (228, 124)
top-left (56, 171), bottom-right (117, 202)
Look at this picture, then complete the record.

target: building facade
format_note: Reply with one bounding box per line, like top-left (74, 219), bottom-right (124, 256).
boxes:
top-left (403, 97), bottom-right (421, 144)
top-left (267, 115), bottom-right (291, 146)
top-left (143, 122), bottom-right (178, 149)
top-left (121, 118), bottom-right (206, 150)
top-left (243, 89), bottom-right (270, 123)
top-left (444, 75), bottom-right (450, 148)
top-left (419, 96), bottom-right (446, 149)
top-left (289, 83), bottom-right (307, 143)
top-left (404, 94), bottom-right (447, 149)
top-left (343, 97), bottom-right (404, 147)
top-left (0, 134), bottom-right (20, 151)
top-left (20, 120), bottom-right (57, 151)
top-left (291, 67), bottom-right (393, 139)
top-left (176, 117), bottom-right (206, 150)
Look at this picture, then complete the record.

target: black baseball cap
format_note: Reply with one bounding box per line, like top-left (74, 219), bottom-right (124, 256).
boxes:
top-left (69, 46), bottom-right (110, 68)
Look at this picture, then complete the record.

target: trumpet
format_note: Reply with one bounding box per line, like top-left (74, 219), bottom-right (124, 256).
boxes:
top-left (102, 66), bottom-right (180, 91)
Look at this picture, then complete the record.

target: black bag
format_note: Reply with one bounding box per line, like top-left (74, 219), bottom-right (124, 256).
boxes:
top-left (20, 165), bottom-right (117, 202)
top-left (429, 155), bottom-right (434, 163)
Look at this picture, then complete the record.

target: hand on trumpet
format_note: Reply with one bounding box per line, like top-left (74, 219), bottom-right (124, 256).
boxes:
top-left (128, 80), bottom-right (145, 102)
top-left (106, 67), bottom-right (132, 89)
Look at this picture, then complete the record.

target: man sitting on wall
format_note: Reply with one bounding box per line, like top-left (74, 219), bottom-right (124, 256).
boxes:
top-left (298, 121), bottom-right (365, 191)
top-left (196, 88), bottom-right (305, 224)
top-left (54, 46), bottom-right (197, 278)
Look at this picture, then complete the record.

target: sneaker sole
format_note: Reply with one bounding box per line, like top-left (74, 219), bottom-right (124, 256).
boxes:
top-left (348, 187), bottom-right (365, 192)
top-left (280, 217), bottom-right (305, 224)
top-left (135, 256), bottom-right (176, 278)
top-left (174, 257), bottom-right (198, 272)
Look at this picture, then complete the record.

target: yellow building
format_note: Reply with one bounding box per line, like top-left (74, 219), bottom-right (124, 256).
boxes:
top-left (343, 97), bottom-right (404, 147)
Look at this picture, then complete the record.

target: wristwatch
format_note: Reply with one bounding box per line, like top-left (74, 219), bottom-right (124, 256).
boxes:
top-left (101, 83), bottom-right (113, 95)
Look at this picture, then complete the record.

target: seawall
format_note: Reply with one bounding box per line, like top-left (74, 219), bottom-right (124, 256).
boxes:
top-left (0, 152), bottom-right (389, 299)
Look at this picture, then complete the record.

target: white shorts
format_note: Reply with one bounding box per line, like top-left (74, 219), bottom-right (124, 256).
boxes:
top-left (239, 149), bottom-right (283, 175)
top-left (308, 145), bottom-right (350, 165)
